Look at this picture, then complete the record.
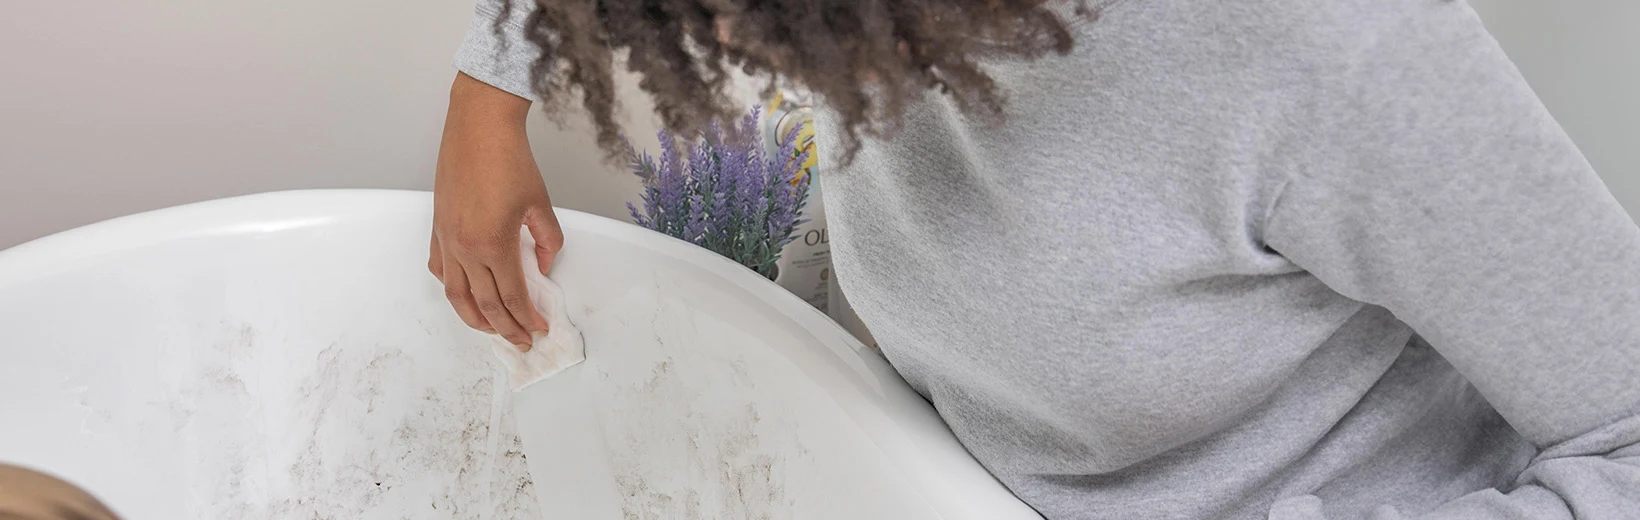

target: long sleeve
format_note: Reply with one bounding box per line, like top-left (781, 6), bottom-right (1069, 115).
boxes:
top-left (453, 0), bottom-right (541, 101)
top-left (1263, 3), bottom-right (1640, 518)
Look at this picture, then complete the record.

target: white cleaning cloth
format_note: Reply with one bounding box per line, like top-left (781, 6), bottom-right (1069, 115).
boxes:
top-left (489, 227), bottom-right (585, 391)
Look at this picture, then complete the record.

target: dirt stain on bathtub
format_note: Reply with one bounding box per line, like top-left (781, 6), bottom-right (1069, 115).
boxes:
top-left (584, 292), bottom-right (795, 520)
top-left (153, 322), bottom-right (541, 519)
top-left (605, 355), bottom-right (789, 520)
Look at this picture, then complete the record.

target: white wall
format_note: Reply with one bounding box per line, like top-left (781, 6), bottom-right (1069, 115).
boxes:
top-left (1470, 0), bottom-right (1640, 222)
top-left (0, 1), bottom-right (1635, 249)
top-left (0, 0), bottom-right (653, 249)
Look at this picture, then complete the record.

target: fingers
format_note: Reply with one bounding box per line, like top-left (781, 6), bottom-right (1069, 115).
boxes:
top-left (441, 253), bottom-right (492, 333)
top-left (0, 464), bottom-right (121, 520)
top-left (464, 265), bottom-right (534, 351)
top-left (434, 208), bottom-right (556, 349)
top-left (525, 208), bottom-right (565, 276)
top-left (428, 232), bottom-right (444, 282)
top-left (487, 247), bottom-right (551, 335)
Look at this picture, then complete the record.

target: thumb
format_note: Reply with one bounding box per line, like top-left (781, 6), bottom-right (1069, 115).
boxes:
top-left (523, 207), bottom-right (564, 276)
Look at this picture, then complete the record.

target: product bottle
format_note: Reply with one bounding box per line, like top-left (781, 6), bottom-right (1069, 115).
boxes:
top-left (763, 91), bottom-right (877, 349)
top-left (763, 91), bottom-right (831, 313)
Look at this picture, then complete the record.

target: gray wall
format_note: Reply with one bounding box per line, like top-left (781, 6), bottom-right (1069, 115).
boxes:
top-left (0, 1), bottom-right (1635, 249)
top-left (0, 0), bottom-right (656, 249)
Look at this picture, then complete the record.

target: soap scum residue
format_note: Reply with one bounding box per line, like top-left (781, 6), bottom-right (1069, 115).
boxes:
top-left (581, 288), bottom-right (800, 519)
top-left (604, 356), bottom-right (788, 520)
top-left (97, 321), bottom-right (542, 519)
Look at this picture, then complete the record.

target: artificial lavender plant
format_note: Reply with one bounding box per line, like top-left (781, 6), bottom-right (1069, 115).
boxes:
top-left (626, 106), bottom-right (812, 279)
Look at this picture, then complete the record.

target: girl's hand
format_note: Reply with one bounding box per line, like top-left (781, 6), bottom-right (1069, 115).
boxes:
top-left (430, 72), bottom-right (561, 351)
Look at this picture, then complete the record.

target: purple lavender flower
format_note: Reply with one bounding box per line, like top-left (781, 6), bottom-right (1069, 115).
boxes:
top-left (765, 123), bottom-right (811, 249)
top-left (622, 136), bottom-right (660, 229)
top-left (625, 105), bottom-right (810, 279)
top-left (680, 138), bottom-right (712, 244)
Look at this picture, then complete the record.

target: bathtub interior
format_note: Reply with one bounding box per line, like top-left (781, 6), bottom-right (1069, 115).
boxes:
top-left (0, 191), bottom-right (1037, 519)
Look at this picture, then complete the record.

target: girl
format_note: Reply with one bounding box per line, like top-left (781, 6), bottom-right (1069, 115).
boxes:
top-left (428, 1), bottom-right (1640, 517)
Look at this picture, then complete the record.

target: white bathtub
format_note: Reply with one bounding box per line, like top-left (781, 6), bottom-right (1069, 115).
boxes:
top-left (0, 190), bottom-right (1039, 519)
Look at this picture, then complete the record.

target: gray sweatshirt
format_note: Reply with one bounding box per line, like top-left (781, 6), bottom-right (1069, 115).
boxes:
top-left (455, 0), bottom-right (1640, 518)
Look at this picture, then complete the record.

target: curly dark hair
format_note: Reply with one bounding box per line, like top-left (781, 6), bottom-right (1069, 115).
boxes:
top-left (499, 0), bottom-right (1093, 160)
